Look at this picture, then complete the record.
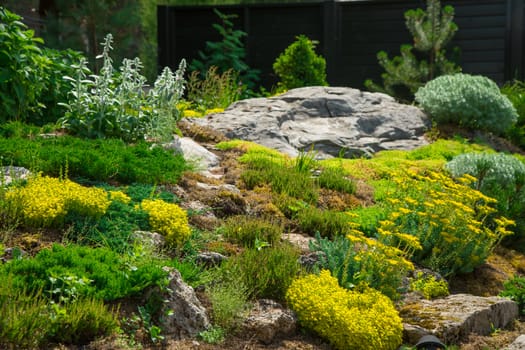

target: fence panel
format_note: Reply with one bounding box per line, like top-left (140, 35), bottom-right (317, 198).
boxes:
top-left (158, 0), bottom-right (524, 90)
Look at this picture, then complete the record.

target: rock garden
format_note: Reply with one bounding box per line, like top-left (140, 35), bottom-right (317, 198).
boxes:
top-left (4, 2), bottom-right (525, 350)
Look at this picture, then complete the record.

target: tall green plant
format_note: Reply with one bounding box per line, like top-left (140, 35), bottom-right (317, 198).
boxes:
top-left (365, 0), bottom-right (460, 102)
top-left (59, 33), bottom-right (186, 142)
top-left (273, 35), bottom-right (327, 91)
top-left (0, 7), bottom-right (47, 122)
top-left (190, 9), bottom-right (260, 96)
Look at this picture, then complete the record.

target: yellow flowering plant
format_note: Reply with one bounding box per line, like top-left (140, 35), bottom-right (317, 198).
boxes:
top-left (286, 270), bottom-right (403, 350)
top-left (140, 199), bottom-right (191, 247)
top-left (5, 175), bottom-right (110, 228)
top-left (379, 170), bottom-right (514, 276)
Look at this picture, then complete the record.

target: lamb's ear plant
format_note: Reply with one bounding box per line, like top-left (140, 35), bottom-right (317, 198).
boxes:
top-left (59, 33), bottom-right (186, 142)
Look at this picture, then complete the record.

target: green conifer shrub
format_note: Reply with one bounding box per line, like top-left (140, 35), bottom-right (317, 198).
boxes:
top-left (365, 0), bottom-right (460, 102)
top-left (190, 9), bottom-right (260, 96)
top-left (272, 35), bottom-right (328, 91)
top-left (415, 73), bottom-right (517, 135)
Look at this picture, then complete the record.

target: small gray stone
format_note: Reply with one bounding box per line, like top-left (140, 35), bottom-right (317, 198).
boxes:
top-left (242, 299), bottom-right (297, 344)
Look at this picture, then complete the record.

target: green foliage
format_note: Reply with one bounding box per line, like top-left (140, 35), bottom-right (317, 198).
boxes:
top-left (317, 165), bottom-right (356, 194)
top-left (186, 66), bottom-right (242, 111)
top-left (206, 279), bottom-right (251, 332)
top-left (0, 276), bottom-right (118, 348)
top-left (310, 232), bottom-right (412, 299)
top-left (0, 244), bottom-right (167, 302)
top-left (59, 33), bottom-right (187, 142)
top-left (501, 80), bottom-right (525, 149)
top-left (240, 154), bottom-right (318, 203)
top-left (410, 272), bottom-right (449, 299)
top-left (223, 244), bottom-right (302, 301)
top-left (380, 170), bottom-right (513, 277)
top-left (415, 73), bottom-right (518, 134)
top-left (365, 0), bottom-right (460, 102)
top-left (220, 215), bottom-right (283, 248)
top-left (0, 136), bottom-right (188, 184)
top-left (297, 207), bottom-right (351, 238)
top-left (190, 9), bottom-right (260, 95)
top-left (446, 152), bottom-right (525, 242)
top-left (500, 275), bottom-right (525, 315)
top-left (286, 270), bottom-right (403, 350)
top-left (272, 35), bottom-right (327, 91)
top-left (198, 326), bottom-right (226, 344)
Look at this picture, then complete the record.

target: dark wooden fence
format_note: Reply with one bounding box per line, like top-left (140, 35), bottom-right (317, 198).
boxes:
top-left (158, 0), bottom-right (525, 90)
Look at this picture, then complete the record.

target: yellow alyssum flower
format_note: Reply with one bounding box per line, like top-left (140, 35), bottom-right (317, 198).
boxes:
top-left (140, 199), bottom-right (191, 246)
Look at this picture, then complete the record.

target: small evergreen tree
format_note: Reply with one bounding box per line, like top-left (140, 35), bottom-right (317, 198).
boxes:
top-left (190, 9), bottom-right (260, 96)
top-left (272, 35), bottom-right (328, 91)
top-left (365, 0), bottom-right (461, 102)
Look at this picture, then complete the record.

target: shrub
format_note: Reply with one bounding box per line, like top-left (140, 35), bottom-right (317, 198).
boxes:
top-left (365, 0), bottom-right (460, 102)
top-left (286, 270), bottom-right (403, 350)
top-left (445, 152), bottom-right (525, 237)
top-left (58, 34), bottom-right (186, 142)
top-left (0, 244), bottom-right (167, 301)
top-left (310, 232), bottom-right (413, 299)
top-left (317, 165), bottom-right (356, 194)
top-left (220, 215), bottom-right (283, 248)
top-left (205, 279), bottom-right (251, 332)
top-left (500, 275), bottom-right (525, 315)
top-left (297, 207), bottom-right (351, 238)
top-left (0, 7), bottom-right (48, 123)
top-left (0, 136), bottom-right (188, 184)
top-left (380, 170), bottom-right (514, 276)
top-left (273, 35), bottom-right (327, 91)
top-left (0, 276), bottom-right (118, 348)
top-left (223, 244), bottom-right (302, 301)
top-left (190, 9), bottom-right (260, 95)
top-left (5, 175), bottom-right (110, 228)
top-left (186, 66), bottom-right (242, 111)
top-left (415, 73), bottom-right (518, 134)
top-left (140, 199), bottom-right (191, 247)
top-left (501, 80), bottom-right (525, 148)
top-left (410, 272), bottom-right (449, 299)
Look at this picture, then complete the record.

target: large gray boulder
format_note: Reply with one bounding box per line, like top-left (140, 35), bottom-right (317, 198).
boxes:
top-left (401, 294), bottom-right (519, 345)
top-left (191, 86), bottom-right (431, 159)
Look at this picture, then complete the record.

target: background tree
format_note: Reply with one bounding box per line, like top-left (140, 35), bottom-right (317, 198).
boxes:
top-left (365, 0), bottom-right (461, 102)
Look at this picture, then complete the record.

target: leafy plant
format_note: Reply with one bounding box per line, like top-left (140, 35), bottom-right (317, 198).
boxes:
top-left (59, 33), bottom-right (187, 142)
top-left (198, 326), bottom-right (226, 344)
top-left (365, 0), bottom-right (460, 102)
top-left (317, 165), bottom-right (356, 194)
top-left (379, 170), bottom-right (514, 276)
top-left (190, 9), bottom-right (260, 95)
top-left (0, 7), bottom-right (48, 123)
top-left (310, 231), bottom-right (413, 299)
top-left (446, 152), bottom-right (525, 243)
top-left (415, 73), bottom-right (518, 135)
top-left (286, 270), bottom-right (403, 350)
top-left (500, 275), bottom-right (525, 315)
top-left (273, 35), bottom-right (328, 91)
top-left (0, 244), bottom-right (167, 302)
top-left (501, 80), bottom-right (525, 149)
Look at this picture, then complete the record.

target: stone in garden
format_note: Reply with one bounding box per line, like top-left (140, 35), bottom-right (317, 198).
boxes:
top-left (401, 293), bottom-right (519, 344)
top-left (1, 166), bottom-right (30, 185)
top-left (190, 86), bottom-right (431, 159)
top-left (166, 136), bottom-right (220, 174)
top-left (131, 231), bottom-right (165, 250)
top-left (195, 251), bottom-right (228, 267)
top-left (148, 269), bottom-right (210, 339)
top-left (241, 299), bottom-right (297, 344)
top-left (505, 334), bottom-right (525, 350)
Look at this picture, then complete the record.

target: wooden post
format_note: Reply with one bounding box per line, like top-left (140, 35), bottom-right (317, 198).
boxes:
top-left (323, 0), bottom-right (340, 85)
top-left (506, 0), bottom-right (524, 81)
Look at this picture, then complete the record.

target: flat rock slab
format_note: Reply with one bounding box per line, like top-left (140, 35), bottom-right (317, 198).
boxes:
top-left (401, 293), bottom-right (519, 345)
top-left (191, 86), bottom-right (431, 159)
